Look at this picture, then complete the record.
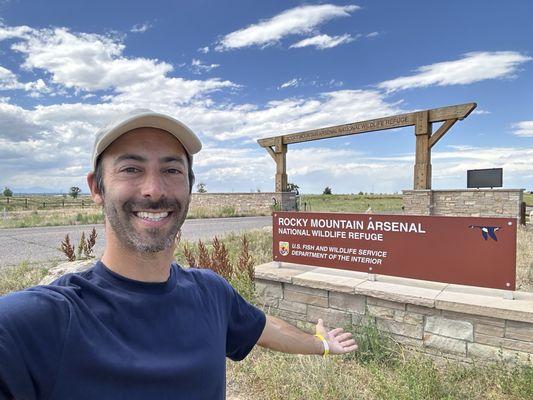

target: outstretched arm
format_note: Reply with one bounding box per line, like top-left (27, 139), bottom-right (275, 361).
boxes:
top-left (256, 315), bottom-right (358, 355)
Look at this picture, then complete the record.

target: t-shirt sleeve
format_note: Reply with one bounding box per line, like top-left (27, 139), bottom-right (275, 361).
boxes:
top-left (224, 283), bottom-right (266, 361)
top-left (0, 288), bottom-right (70, 399)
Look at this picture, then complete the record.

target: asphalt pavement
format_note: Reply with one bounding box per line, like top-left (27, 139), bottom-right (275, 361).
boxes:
top-left (0, 216), bottom-right (272, 267)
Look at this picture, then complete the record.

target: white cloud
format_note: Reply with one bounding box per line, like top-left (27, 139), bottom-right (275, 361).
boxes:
top-left (326, 79), bottom-right (344, 88)
top-left (278, 78), bottom-right (300, 89)
top-left (0, 65), bottom-right (20, 89)
top-left (109, 76), bottom-right (236, 107)
top-left (130, 22), bottom-right (152, 33)
top-left (215, 4), bottom-right (359, 51)
top-left (0, 101), bottom-right (48, 140)
top-left (278, 78), bottom-right (344, 90)
top-left (269, 145), bottom-right (533, 193)
top-left (191, 58), bottom-right (220, 75)
top-left (207, 89), bottom-right (403, 141)
top-left (472, 109), bottom-right (491, 115)
top-left (431, 146), bottom-right (533, 186)
top-left (198, 46), bottom-right (210, 54)
top-left (512, 121), bottom-right (533, 137)
top-left (2, 92), bottom-right (532, 193)
top-left (366, 31), bottom-right (379, 38)
top-left (0, 23), bottom-right (32, 41)
top-left (12, 27), bottom-right (172, 91)
top-left (0, 65), bottom-right (49, 95)
top-left (2, 25), bottom-right (236, 104)
top-left (378, 51), bottom-right (532, 92)
top-left (2, 22), bottom-right (531, 194)
top-left (290, 33), bottom-right (355, 49)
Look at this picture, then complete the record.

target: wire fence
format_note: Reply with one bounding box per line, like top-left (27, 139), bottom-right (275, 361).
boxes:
top-left (0, 196), bottom-right (97, 211)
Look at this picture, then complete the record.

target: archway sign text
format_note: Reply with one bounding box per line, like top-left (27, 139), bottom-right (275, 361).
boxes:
top-left (273, 212), bottom-right (516, 290)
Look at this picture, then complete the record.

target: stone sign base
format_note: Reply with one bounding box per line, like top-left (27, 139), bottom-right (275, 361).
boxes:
top-left (191, 192), bottom-right (297, 214)
top-left (402, 189), bottom-right (524, 219)
top-left (254, 262), bottom-right (533, 365)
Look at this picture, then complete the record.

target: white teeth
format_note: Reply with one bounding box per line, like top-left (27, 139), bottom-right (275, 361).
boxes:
top-left (136, 211), bottom-right (169, 221)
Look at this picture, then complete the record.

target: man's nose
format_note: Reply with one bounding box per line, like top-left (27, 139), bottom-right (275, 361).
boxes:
top-left (140, 169), bottom-right (166, 199)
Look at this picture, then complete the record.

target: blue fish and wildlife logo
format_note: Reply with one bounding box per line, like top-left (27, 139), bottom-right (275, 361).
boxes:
top-left (469, 225), bottom-right (500, 241)
top-left (279, 241), bottom-right (289, 256)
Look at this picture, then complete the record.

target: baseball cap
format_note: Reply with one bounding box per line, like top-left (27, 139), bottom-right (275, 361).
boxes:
top-left (91, 109), bottom-right (202, 169)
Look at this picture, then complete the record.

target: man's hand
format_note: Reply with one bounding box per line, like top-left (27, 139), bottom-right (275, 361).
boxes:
top-left (315, 318), bottom-right (358, 355)
top-left (257, 315), bottom-right (358, 356)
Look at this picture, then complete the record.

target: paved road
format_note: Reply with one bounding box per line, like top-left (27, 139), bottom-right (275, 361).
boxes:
top-left (0, 216), bottom-right (272, 267)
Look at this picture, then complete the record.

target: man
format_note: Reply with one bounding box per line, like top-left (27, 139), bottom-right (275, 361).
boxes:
top-left (0, 110), bottom-right (357, 399)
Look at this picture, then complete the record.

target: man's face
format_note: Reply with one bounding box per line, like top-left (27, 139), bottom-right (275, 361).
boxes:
top-left (94, 128), bottom-right (190, 253)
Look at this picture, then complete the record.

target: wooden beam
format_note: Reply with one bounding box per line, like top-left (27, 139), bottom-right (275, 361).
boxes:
top-left (265, 146), bottom-right (276, 160)
top-left (275, 114), bottom-right (415, 145)
top-left (429, 118), bottom-right (458, 148)
top-left (257, 102), bottom-right (476, 148)
top-left (428, 103), bottom-right (476, 123)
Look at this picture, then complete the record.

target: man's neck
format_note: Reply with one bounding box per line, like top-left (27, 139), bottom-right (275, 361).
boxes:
top-left (101, 232), bottom-right (174, 283)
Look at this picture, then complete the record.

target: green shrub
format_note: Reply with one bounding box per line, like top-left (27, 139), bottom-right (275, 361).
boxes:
top-left (350, 314), bottom-right (398, 366)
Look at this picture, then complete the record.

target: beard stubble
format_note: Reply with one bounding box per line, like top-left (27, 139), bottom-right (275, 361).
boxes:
top-left (104, 195), bottom-right (189, 253)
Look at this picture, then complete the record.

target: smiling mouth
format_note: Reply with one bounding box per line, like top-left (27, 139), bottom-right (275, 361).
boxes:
top-left (133, 211), bottom-right (172, 222)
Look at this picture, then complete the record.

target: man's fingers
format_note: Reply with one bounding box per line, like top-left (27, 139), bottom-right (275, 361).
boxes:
top-left (342, 344), bottom-right (358, 353)
top-left (335, 332), bottom-right (352, 342)
top-left (328, 327), bottom-right (343, 337)
top-left (340, 339), bottom-right (356, 347)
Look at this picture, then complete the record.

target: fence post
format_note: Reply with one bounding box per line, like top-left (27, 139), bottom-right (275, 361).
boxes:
top-left (520, 202), bottom-right (526, 226)
top-left (25, 198), bottom-right (28, 207)
top-left (43, 202), bottom-right (46, 208)
top-left (82, 200), bottom-right (84, 208)
top-left (62, 199), bottom-right (65, 207)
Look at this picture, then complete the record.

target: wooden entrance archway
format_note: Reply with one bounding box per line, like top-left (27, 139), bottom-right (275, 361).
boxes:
top-left (257, 102), bottom-right (476, 191)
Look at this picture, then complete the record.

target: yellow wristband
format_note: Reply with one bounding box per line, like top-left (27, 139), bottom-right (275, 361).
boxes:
top-left (314, 333), bottom-right (329, 357)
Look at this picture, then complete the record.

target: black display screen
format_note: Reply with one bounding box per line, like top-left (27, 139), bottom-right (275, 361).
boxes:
top-left (467, 168), bottom-right (503, 188)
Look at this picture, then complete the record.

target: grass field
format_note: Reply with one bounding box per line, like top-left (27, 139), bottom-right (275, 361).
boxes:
top-left (1, 231), bottom-right (531, 399)
top-left (1, 192), bottom-right (530, 229)
top-left (300, 194), bottom-right (403, 213)
top-left (0, 202), bottom-right (262, 229)
top-left (0, 193), bottom-right (406, 229)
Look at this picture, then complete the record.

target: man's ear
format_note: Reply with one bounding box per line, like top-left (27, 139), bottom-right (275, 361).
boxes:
top-left (87, 171), bottom-right (103, 206)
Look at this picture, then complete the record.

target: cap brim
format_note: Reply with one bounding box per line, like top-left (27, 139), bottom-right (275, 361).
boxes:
top-left (92, 110), bottom-right (202, 169)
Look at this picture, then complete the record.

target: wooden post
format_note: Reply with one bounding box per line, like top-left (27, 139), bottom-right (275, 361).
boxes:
top-left (274, 137), bottom-right (287, 192)
top-left (414, 111), bottom-right (432, 189)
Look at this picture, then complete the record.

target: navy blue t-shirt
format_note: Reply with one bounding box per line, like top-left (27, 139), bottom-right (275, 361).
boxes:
top-left (0, 261), bottom-right (266, 399)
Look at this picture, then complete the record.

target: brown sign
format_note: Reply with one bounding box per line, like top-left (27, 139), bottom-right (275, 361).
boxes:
top-left (273, 212), bottom-right (516, 290)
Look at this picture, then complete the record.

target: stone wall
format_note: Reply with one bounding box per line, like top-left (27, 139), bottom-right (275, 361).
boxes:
top-left (255, 262), bottom-right (533, 364)
top-left (190, 192), bottom-right (297, 214)
top-left (403, 189), bottom-right (524, 219)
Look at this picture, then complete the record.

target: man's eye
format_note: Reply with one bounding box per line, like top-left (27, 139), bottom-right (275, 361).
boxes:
top-left (166, 168), bottom-right (183, 175)
top-left (122, 167), bottom-right (140, 173)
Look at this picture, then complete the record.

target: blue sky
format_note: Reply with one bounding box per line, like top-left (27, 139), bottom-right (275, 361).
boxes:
top-left (0, 0), bottom-right (532, 194)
